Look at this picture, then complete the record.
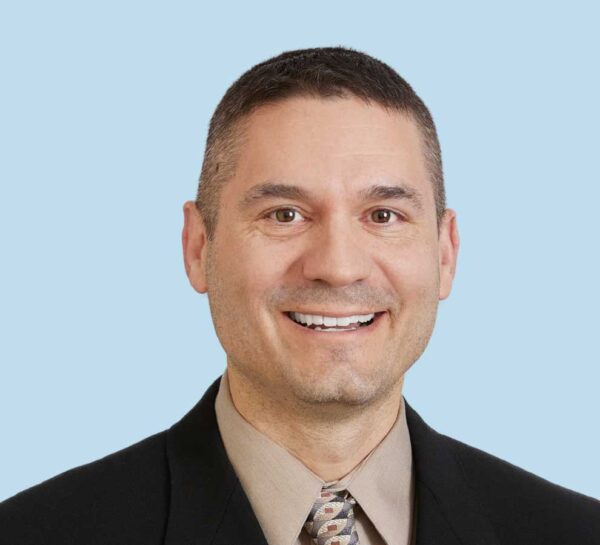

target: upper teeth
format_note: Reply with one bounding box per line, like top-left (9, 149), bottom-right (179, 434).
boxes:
top-left (290, 312), bottom-right (375, 327)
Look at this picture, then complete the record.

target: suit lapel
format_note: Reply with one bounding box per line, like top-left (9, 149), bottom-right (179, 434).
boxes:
top-left (405, 400), bottom-right (500, 545)
top-left (164, 377), bottom-right (268, 545)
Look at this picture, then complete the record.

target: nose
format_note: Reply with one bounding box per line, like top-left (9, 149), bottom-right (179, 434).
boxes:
top-left (301, 215), bottom-right (371, 287)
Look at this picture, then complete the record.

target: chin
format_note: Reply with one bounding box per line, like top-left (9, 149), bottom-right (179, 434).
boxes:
top-left (283, 365), bottom-right (390, 407)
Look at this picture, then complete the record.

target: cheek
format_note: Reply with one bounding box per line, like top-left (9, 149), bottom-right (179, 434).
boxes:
top-left (214, 234), bottom-right (291, 305)
top-left (207, 237), bottom-right (294, 359)
top-left (379, 239), bottom-right (440, 295)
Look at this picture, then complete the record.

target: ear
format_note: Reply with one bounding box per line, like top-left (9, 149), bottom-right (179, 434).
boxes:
top-left (438, 208), bottom-right (460, 300)
top-left (182, 201), bottom-right (209, 294)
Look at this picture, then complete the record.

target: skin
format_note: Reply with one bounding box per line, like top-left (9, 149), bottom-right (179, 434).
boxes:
top-left (182, 95), bottom-right (460, 481)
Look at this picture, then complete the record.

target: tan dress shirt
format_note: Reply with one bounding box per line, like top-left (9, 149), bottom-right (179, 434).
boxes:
top-left (215, 370), bottom-right (416, 545)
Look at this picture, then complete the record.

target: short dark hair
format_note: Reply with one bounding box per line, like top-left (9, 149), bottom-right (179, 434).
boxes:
top-left (196, 46), bottom-right (445, 240)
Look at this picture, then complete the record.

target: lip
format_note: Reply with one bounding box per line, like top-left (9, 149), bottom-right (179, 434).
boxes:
top-left (281, 310), bottom-right (387, 337)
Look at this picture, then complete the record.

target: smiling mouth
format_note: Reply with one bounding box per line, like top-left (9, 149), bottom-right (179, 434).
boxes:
top-left (284, 311), bottom-right (384, 332)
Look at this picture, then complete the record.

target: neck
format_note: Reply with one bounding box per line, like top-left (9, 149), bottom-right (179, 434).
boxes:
top-left (225, 367), bottom-right (404, 482)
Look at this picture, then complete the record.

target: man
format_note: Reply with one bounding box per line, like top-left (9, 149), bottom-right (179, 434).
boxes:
top-left (1, 46), bottom-right (598, 544)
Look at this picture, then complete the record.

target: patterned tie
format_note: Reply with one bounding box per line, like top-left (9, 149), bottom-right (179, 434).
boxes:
top-left (303, 488), bottom-right (360, 545)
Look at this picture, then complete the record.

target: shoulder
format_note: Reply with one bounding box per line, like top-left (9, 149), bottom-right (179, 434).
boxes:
top-left (0, 430), bottom-right (169, 545)
top-left (442, 432), bottom-right (600, 542)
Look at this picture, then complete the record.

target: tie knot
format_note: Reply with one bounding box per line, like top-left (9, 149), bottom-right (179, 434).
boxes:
top-left (304, 489), bottom-right (359, 545)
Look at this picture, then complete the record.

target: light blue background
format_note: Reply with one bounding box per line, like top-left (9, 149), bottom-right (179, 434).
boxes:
top-left (1, 1), bottom-right (598, 502)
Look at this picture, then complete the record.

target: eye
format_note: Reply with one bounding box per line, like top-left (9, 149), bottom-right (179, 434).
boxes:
top-left (370, 208), bottom-right (401, 224)
top-left (266, 207), bottom-right (305, 224)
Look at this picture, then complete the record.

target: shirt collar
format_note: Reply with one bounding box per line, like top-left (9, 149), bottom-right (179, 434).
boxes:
top-left (215, 370), bottom-right (413, 545)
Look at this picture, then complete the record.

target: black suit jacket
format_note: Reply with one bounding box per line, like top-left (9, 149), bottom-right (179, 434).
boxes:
top-left (1, 376), bottom-right (599, 544)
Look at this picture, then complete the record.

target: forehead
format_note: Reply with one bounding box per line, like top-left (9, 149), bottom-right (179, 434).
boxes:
top-left (227, 95), bottom-right (434, 209)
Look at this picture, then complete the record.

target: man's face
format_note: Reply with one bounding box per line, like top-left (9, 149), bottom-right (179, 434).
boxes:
top-left (183, 95), bottom-right (459, 409)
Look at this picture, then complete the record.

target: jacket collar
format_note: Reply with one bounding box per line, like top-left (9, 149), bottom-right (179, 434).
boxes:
top-left (165, 375), bottom-right (499, 545)
top-left (405, 403), bottom-right (500, 545)
top-left (164, 376), bottom-right (268, 545)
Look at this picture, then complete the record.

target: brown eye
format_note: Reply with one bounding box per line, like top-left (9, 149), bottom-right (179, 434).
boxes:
top-left (371, 209), bottom-right (395, 223)
top-left (274, 208), bottom-right (297, 222)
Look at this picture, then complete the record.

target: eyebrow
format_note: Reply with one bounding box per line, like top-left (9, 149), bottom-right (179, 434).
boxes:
top-left (358, 183), bottom-right (424, 211)
top-left (238, 181), bottom-right (424, 211)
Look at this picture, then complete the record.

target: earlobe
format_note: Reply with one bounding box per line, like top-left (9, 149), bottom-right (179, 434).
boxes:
top-left (182, 201), bottom-right (209, 294)
top-left (438, 209), bottom-right (460, 300)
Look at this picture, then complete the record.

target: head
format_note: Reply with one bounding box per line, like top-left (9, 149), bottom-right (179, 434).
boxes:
top-left (183, 47), bottom-right (459, 414)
